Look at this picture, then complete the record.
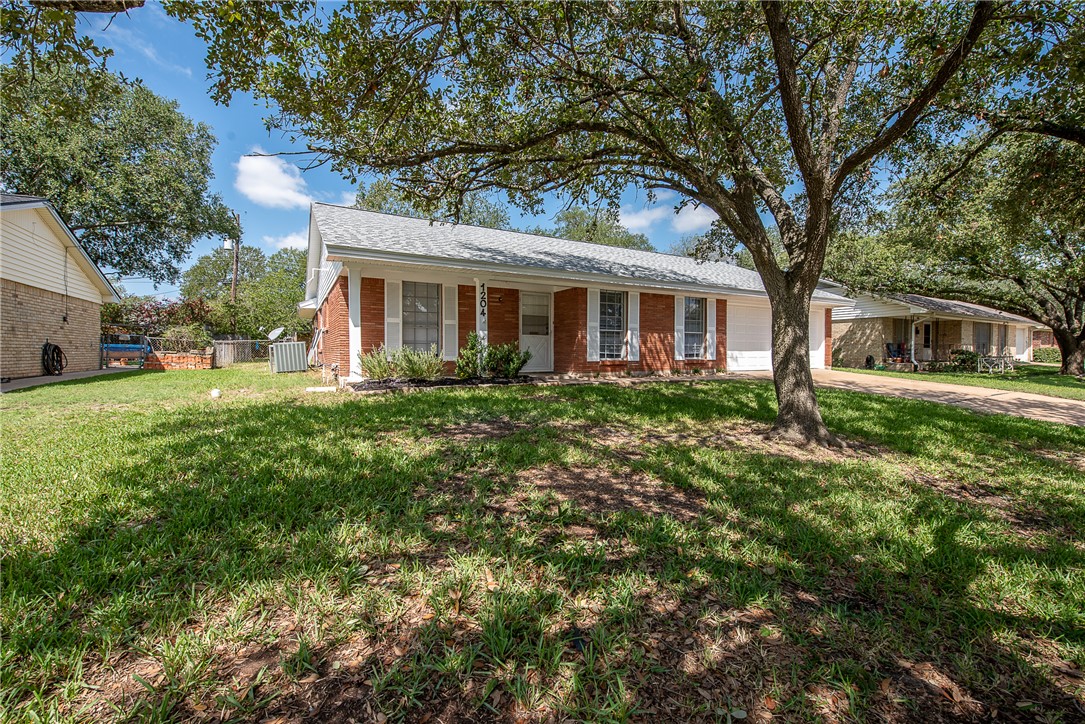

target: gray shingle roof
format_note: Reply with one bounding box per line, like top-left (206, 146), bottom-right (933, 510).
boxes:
top-left (0, 193), bottom-right (49, 207)
top-left (890, 293), bottom-right (1038, 325)
top-left (313, 203), bottom-right (848, 302)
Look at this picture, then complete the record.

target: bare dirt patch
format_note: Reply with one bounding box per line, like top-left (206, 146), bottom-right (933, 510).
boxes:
top-left (514, 463), bottom-right (706, 522)
top-left (428, 416), bottom-right (531, 442)
top-left (556, 419), bottom-right (883, 465)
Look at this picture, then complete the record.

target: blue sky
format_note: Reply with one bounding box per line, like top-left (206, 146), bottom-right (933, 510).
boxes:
top-left (85, 2), bottom-right (717, 299)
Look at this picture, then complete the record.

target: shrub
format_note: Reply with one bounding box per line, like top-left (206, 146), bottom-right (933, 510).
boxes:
top-left (947, 349), bottom-right (980, 373)
top-left (163, 324), bottom-right (212, 350)
top-left (391, 345), bottom-right (446, 380)
top-left (1033, 346), bottom-right (1061, 364)
top-left (455, 332), bottom-right (485, 379)
top-left (455, 334), bottom-right (532, 379)
top-left (484, 342), bottom-right (532, 378)
top-left (360, 346), bottom-right (395, 380)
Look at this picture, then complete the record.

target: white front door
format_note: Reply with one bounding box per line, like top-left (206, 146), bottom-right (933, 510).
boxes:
top-left (520, 292), bottom-right (552, 372)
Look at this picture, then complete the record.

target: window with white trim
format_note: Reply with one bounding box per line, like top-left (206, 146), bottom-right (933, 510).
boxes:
top-left (598, 290), bottom-right (626, 360)
top-left (402, 281), bottom-right (440, 352)
top-left (684, 297), bottom-right (706, 358)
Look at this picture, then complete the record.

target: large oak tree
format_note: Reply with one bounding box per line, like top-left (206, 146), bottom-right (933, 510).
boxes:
top-left (0, 64), bottom-right (239, 284)
top-left (829, 135), bottom-right (1085, 375)
top-left (166, 1), bottom-right (1023, 443)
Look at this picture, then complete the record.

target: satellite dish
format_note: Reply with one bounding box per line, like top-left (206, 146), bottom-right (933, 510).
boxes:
top-left (268, 327), bottom-right (286, 341)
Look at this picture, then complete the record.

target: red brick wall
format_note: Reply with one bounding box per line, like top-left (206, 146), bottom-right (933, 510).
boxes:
top-left (824, 308), bottom-right (833, 369)
top-left (458, 285), bottom-right (476, 350)
top-left (1033, 329), bottom-right (1055, 349)
top-left (553, 287), bottom-right (587, 373)
top-left (313, 275), bottom-right (350, 372)
top-left (144, 351), bottom-right (213, 371)
top-left (360, 277), bottom-right (384, 355)
top-left (487, 287), bottom-right (520, 345)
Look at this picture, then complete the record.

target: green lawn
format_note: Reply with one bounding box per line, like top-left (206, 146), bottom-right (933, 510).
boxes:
top-left (2, 366), bottom-right (1084, 722)
top-left (839, 363), bottom-right (1085, 401)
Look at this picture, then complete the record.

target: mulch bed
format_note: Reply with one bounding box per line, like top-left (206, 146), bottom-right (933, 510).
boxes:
top-left (349, 376), bottom-right (536, 393)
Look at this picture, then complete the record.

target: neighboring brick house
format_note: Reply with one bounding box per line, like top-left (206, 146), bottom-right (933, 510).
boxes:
top-left (300, 203), bottom-right (848, 380)
top-left (827, 289), bottom-right (1041, 369)
top-left (1, 194), bottom-right (119, 380)
top-left (1032, 328), bottom-right (1057, 351)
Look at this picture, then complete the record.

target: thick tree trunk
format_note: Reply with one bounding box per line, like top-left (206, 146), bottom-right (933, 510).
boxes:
top-left (767, 291), bottom-right (839, 446)
top-left (1053, 328), bottom-right (1085, 376)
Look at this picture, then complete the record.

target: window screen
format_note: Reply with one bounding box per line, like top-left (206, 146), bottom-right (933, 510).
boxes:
top-left (402, 281), bottom-right (440, 352)
top-left (598, 290), bottom-right (626, 360)
top-left (684, 297), bottom-right (706, 358)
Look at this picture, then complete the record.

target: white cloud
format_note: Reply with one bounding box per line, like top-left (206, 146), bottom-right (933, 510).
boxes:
top-left (93, 22), bottom-right (192, 77)
top-left (262, 229), bottom-right (309, 250)
top-left (671, 204), bottom-right (718, 234)
top-left (338, 190), bottom-right (357, 206)
top-left (619, 205), bottom-right (670, 232)
top-left (235, 150), bottom-right (313, 209)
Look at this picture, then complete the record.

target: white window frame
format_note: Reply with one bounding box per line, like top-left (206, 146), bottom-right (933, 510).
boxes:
top-left (401, 281), bottom-right (442, 353)
top-left (598, 290), bottom-right (627, 361)
top-left (683, 297), bottom-right (707, 359)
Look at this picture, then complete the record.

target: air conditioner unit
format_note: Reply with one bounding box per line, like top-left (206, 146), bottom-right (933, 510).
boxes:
top-left (269, 341), bottom-right (308, 373)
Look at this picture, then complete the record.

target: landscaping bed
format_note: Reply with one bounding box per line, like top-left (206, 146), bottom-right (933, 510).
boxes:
top-left (350, 375), bottom-right (536, 393)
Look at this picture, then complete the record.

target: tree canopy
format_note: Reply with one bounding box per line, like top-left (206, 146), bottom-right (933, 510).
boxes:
top-left (0, 63), bottom-right (238, 284)
top-left (179, 246), bottom-right (308, 339)
top-left (527, 207), bottom-right (653, 251)
top-left (828, 134), bottom-right (1085, 375)
top-left (353, 177), bottom-right (512, 230)
top-left (162, 1), bottom-right (1057, 442)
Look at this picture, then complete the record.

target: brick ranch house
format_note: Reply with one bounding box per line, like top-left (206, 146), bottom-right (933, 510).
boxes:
top-left (828, 290), bottom-right (1041, 369)
top-left (300, 203), bottom-right (849, 381)
top-left (1, 194), bottom-right (119, 380)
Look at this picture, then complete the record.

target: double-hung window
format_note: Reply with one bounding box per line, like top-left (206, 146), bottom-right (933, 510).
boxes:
top-left (402, 281), bottom-right (441, 352)
top-left (598, 290), bottom-right (626, 360)
top-left (684, 297), bottom-right (706, 358)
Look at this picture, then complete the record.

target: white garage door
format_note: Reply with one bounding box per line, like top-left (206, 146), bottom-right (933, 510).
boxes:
top-left (809, 307), bottom-right (826, 369)
top-left (727, 301), bottom-right (773, 371)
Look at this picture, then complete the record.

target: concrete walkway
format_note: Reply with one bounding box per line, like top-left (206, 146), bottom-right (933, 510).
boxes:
top-left (736, 369), bottom-right (1085, 427)
top-left (1, 367), bottom-right (139, 393)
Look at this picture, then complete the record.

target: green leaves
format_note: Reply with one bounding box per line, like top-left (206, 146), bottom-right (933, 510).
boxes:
top-left (0, 63), bottom-right (238, 284)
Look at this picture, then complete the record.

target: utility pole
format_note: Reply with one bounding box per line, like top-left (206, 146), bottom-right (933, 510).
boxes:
top-left (230, 212), bottom-right (241, 335)
top-left (230, 212), bottom-right (241, 304)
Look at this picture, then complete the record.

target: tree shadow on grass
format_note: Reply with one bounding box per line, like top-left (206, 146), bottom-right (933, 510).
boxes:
top-left (3, 381), bottom-right (1084, 721)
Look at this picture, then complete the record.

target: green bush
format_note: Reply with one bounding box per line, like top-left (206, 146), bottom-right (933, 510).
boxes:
top-left (164, 324), bottom-right (212, 350)
top-left (391, 345), bottom-right (446, 380)
top-left (947, 349), bottom-right (980, 372)
top-left (1033, 346), bottom-right (1061, 364)
top-left (359, 346), bottom-right (395, 380)
top-left (484, 342), bottom-right (532, 378)
top-left (454, 333), bottom-right (532, 379)
top-left (455, 332), bottom-right (485, 379)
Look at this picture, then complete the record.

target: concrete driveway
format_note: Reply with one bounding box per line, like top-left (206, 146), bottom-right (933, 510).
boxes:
top-left (736, 369), bottom-right (1085, 427)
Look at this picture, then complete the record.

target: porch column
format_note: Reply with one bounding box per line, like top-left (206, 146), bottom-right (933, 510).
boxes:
top-left (348, 266), bottom-right (362, 380)
top-left (475, 278), bottom-right (489, 346)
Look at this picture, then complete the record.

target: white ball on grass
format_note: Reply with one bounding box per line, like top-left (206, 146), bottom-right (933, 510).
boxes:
top-left (210, 389), bottom-right (222, 399)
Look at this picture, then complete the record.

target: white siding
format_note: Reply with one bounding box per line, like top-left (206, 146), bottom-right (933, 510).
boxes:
top-left (809, 306), bottom-right (826, 369)
top-left (0, 208), bottom-right (103, 303)
top-left (727, 300), bottom-right (773, 371)
top-left (316, 237), bottom-right (343, 308)
top-left (832, 293), bottom-right (911, 320)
